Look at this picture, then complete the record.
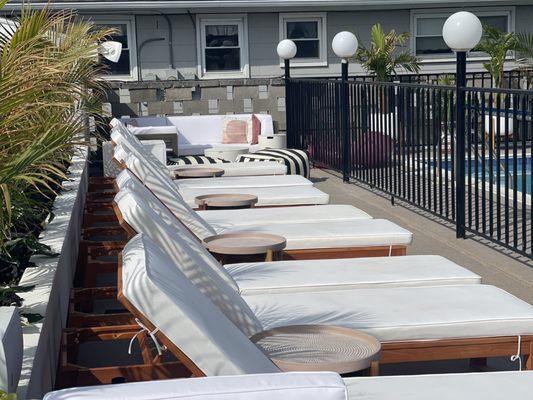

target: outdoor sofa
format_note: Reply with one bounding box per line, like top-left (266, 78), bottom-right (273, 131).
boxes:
top-left (44, 371), bottom-right (533, 400)
top-left (115, 234), bottom-right (533, 376)
top-left (110, 119), bottom-right (288, 177)
top-left (119, 114), bottom-right (274, 156)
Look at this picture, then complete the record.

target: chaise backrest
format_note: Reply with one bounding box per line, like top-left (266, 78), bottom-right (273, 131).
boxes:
top-left (123, 152), bottom-right (216, 239)
top-left (121, 234), bottom-right (278, 376)
top-left (44, 372), bottom-right (348, 400)
top-left (114, 186), bottom-right (264, 337)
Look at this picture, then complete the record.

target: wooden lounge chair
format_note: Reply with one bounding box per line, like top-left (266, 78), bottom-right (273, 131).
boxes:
top-left (113, 233), bottom-right (533, 379)
top-left (113, 139), bottom-right (331, 207)
top-left (114, 168), bottom-right (412, 259)
top-left (111, 186), bottom-right (480, 295)
top-left (45, 370), bottom-right (533, 400)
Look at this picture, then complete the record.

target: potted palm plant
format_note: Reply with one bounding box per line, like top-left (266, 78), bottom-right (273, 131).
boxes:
top-left (352, 24), bottom-right (419, 167)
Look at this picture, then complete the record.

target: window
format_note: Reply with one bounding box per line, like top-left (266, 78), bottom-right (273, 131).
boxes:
top-left (198, 15), bottom-right (248, 78)
top-left (91, 16), bottom-right (137, 80)
top-left (412, 9), bottom-right (513, 58)
top-left (280, 13), bottom-right (327, 66)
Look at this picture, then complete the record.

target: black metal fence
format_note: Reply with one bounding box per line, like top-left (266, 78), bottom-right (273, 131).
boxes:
top-left (286, 77), bottom-right (533, 258)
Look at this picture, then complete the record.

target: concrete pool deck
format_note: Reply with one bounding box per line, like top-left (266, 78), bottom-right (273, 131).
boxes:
top-left (311, 167), bottom-right (533, 305)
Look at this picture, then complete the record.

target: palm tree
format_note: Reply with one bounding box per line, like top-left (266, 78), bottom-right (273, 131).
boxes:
top-left (515, 32), bottom-right (533, 89)
top-left (474, 25), bottom-right (519, 88)
top-left (0, 3), bottom-right (114, 247)
top-left (354, 23), bottom-right (420, 82)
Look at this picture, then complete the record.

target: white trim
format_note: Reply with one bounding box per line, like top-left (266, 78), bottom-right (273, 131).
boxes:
top-left (196, 14), bottom-right (249, 79)
top-left (279, 12), bottom-right (327, 68)
top-left (89, 15), bottom-right (138, 81)
top-left (410, 7), bottom-right (515, 63)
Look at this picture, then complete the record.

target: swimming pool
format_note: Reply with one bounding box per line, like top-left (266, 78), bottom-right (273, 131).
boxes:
top-left (439, 157), bottom-right (532, 194)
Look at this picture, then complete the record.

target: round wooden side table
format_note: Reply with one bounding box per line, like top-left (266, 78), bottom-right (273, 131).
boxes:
top-left (195, 193), bottom-right (258, 210)
top-left (251, 325), bottom-right (381, 376)
top-left (202, 232), bottom-right (287, 263)
top-left (174, 167), bottom-right (224, 179)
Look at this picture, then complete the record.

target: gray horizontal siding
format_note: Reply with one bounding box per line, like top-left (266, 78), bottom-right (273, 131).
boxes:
top-left (96, 4), bottom-right (533, 81)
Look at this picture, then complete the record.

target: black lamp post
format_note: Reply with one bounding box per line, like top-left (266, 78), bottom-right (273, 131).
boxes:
top-left (332, 31), bottom-right (359, 183)
top-left (442, 11), bottom-right (483, 238)
top-left (277, 39), bottom-right (297, 147)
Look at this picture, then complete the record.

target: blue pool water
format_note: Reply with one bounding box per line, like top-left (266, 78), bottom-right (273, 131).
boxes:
top-left (440, 157), bottom-right (532, 194)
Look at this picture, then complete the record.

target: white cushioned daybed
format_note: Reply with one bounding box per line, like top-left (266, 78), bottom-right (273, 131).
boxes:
top-left (110, 120), bottom-right (287, 177)
top-left (115, 173), bottom-right (413, 256)
top-left (113, 190), bottom-right (479, 295)
top-left (117, 234), bottom-right (533, 374)
top-left (120, 114), bottom-right (274, 156)
top-left (44, 371), bottom-right (533, 400)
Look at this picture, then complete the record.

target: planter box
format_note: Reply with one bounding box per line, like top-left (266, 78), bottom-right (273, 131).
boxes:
top-left (0, 307), bottom-right (23, 394)
top-left (15, 146), bottom-right (89, 399)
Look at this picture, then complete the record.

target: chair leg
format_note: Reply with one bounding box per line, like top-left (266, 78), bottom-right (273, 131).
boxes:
top-left (369, 361), bottom-right (380, 376)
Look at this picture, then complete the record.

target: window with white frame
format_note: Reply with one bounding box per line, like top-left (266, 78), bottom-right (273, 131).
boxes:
top-left (91, 16), bottom-right (137, 80)
top-left (413, 9), bottom-right (513, 57)
top-left (198, 15), bottom-right (248, 78)
top-left (279, 13), bottom-right (327, 66)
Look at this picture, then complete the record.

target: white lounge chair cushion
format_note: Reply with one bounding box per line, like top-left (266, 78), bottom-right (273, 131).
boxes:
top-left (44, 372), bottom-right (347, 400)
top-left (225, 255), bottom-right (481, 294)
top-left (121, 234), bottom-right (276, 375)
top-left (245, 284), bottom-right (533, 341)
top-left (169, 161), bottom-right (287, 176)
top-left (199, 205), bottom-right (372, 230)
top-left (115, 191), bottom-right (265, 337)
top-left (174, 175), bottom-right (312, 190)
top-left (116, 184), bottom-right (478, 297)
top-left (345, 371), bottom-right (533, 400)
top-left (179, 186), bottom-right (330, 207)
top-left (44, 370), bottom-right (533, 400)
top-left (221, 219), bottom-right (413, 249)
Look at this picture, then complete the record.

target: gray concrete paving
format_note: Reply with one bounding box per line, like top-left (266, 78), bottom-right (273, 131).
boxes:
top-left (311, 167), bottom-right (533, 305)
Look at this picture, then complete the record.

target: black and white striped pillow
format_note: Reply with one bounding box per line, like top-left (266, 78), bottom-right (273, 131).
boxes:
top-left (237, 149), bottom-right (310, 178)
top-left (168, 155), bottom-right (230, 165)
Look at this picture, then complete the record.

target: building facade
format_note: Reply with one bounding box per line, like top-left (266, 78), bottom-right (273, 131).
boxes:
top-left (6, 1), bottom-right (533, 130)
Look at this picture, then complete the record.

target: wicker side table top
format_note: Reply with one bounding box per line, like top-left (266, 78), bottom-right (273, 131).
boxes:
top-left (194, 193), bottom-right (258, 209)
top-left (251, 325), bottom-right (381, 374)
top-left (203, 232), bottom-right (287, 255)
top-left (174, 167), bottom-right (225, 178)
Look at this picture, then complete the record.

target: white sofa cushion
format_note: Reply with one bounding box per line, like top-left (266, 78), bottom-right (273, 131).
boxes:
top-left (179, 186), bottom-right (330, 207)
top-left (115, 187), bottom-right (264, 337)
top-left (245, 284), bottom-right (533, 341)
top-left (225, 255), bottom-right (481, 295)
top-left (345, 371), bottom-right (533, 400)
top-left (121, 234), bottom-right (277, 375)
top-left (220, 219), bottom-right (413, 249)
top-left (174, 175), bottom-right (312, 190)
top-left (128, 125), bottom-right (179, 136)
top-left (44, 372), bottom-right (347, 400)
top-left (179, 143), bottom-right (262, 156)
top-left (199, 205), bottom-right (372, 231)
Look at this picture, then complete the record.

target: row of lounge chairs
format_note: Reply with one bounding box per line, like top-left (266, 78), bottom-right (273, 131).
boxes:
top-left (48, 119), bottom-right (533, 398)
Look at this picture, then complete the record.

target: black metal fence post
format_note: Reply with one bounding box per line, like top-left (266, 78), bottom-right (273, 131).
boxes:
top-left (455, 51), bottom-right (467, 238)
top-left (284, 59), bottom-right (293, 148)
top-left (341, 61), bottom-right (350, 182)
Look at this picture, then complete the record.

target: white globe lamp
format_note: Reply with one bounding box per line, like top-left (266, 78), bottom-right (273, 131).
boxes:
top-left (277, 39), bottom-right (297, 60)
top-left (442, 11), bottom-right (482, 52)
top-left (332, 31), bottom-right (358, 60)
